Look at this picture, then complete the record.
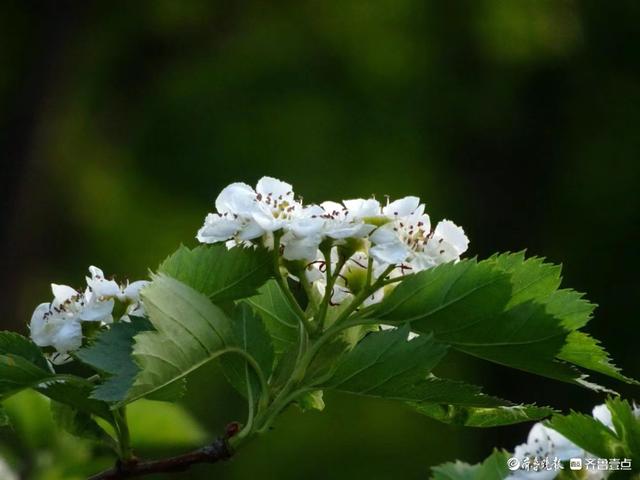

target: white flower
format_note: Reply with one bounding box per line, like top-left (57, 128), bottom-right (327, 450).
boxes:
top-left (196, 213), bottom-right (248, 243)
top-left (508, 422), bottom-right (582, 480)
top-left (423, 220), bottom-right (469, 264)
top-left (280, 205), bottom-right (325, 261)
top-left (369, 201), bottom-right (430, 265)
top-left (50, 281), bottom-right (113, 324)
top-left (369, 197), bottom-right (468, 274)
top-left (196, 179), bottom-right (470, 292)
top-left (197, 176), bottom-right (302, 245)
top-left (86, 266), bottom-right (121, 299)
top-left (305, 250), bottom-right (386, 307)
top-left (29, 267), bottom-right (149, 360)
top-left (29, 302), bottom-right (83, 355)
top-left (320, 201), bottom-right (376, 239)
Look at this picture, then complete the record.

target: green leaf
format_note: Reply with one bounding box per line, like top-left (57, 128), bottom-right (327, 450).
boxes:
top-left (159, 244), bottom-right (272, 302)
top-left (488, 252), bottom-right (561, 307)
top-left (247, 280), bottom-right (299, 355)
top-left (606, 397), bottom-right (640, 460)
top-left (126, 399), bottom-right (208, 448)
top-left (124, 274), bottom-right (233, 405)
top-left (377, 256), bottom-right (628, 388)
top-left (0, 334), bottom-right (117, 423)
top-left (324, 327), bottom-right (455, 401)
top-left (376, 259), bottom-right (512, 330)
top-left (487, 254), bottom-right (635, 384)
top-left (76, 317), bottom-right (154, 402)
top-left (413, 403), bottom-right (555, 427)
top-left (377, 259), bottom-right (576, 383)
top-left (487, 253), bottom-right (596, 330)
top-left (0, 332), bottom-right (54, 400)
top-left (403, 377), bottom-right (511, 407)
top-left (145, 380), bottom-right (187, 402)
top-left (558, 332), bottom-right (638, 385)
top-left (431, 449), bottom-right (510, 480)
top-left (37, 379), bottom-right (114, 422)
top-left (51, 401), bottom-right (116, 449)
top-left (0, 332), bottom-right (49, 371)
top-left (220, 302), bottom-right (274, 402)
top-left (0, 353), bottom-right (51, 399)
top-left (546, 411), bottom-right (620, 459)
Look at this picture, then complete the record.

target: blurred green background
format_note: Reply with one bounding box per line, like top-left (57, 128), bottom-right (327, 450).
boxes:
top-left (1, 0), bottom-right (639, 478)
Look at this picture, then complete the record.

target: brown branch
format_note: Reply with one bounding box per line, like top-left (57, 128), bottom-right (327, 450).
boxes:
top-left (88, 436), bottom-right (233, 479)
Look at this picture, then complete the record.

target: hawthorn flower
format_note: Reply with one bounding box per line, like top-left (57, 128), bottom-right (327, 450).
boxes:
top-left (29, 266), bottom-right (149, 363)
top-left (197, 177), bottom-right (301, 245)
top-left (319, 201), bottom-right (376, 239)
top-left (197, 178), bottom-right (470, 286)
top-left (30, 302), bottom-right (83, 356)
top-left (305, 250), bottom-right (385, 307)
top-left (369, 199), bottom-right (430, 265)
top-left (281, 205), bottom-right (325, 261)
top-left (369, 196), bottom-right (468, 273)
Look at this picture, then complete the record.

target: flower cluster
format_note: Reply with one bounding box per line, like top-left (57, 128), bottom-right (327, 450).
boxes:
top-left (508, 403), bottom-right (640, 479)
top-left (197, 176), bottom-right (469, 305)
top-left (29, 266), bottom-right (148, 364)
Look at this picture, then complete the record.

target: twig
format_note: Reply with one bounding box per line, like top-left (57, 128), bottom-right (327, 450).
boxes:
top-left (88, 436), bottom-right (233, 479)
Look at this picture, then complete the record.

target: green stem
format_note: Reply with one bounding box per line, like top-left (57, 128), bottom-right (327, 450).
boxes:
top-left (115, 407), bottom-right (133, 461)
top-left (225, 348), bottom-right (270, 414)
top-left (272, 231), bottom-right (316, 334)
top-left (317, 249), bottom-right (347, 332)
top-left (331, 264), bottom-right (395, 328)
top-left (299, 271), bottom-right (319, 313)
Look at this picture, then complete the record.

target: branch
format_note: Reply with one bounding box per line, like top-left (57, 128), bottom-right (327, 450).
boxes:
top-left (88, 436), bottom-right (233, 479)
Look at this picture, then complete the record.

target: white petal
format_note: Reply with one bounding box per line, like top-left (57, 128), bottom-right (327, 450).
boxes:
top-left (343, 198), bottom-right (381, 219)
top-left (123, 280), bottom-right (149, 302)
top-left (327, 222), bottom-right (376, 239)
top-left (196, 214), bottom-right (242, 243)
top-left (434, 220), bottom-right (469, 254)
top-left (255, 176), bottom-right (293, 198)
top-left (88, 266), bottom-right (105, 278)
top-left (80, 298), bottom-right (114, 321)
top-left (290, 206), bottom-right (325, 236)
top-left (251, 209), bottom-right (285, 231)
top-left (382, 196), bottom-right (421, 217)
top-left (29, 303), bottom-right (52, 346)
top-left (237, 219), bottom-right (266, 240)
top-left (215, 182), bottom-right (257, 215)
top-left (369, 225), bottom-right (399, 245)
top-left (86, 274), bottom-right (121, 299)
top-left (51, 320), bottom-right (83, 353)
top-left (291, 218), bottom-right (324, 237)
top-left (320, 201), bottom-right (345, 216)
top-left (592, 404), bottom-right (614, 429)
top-left (409, 253), bottom-right (438, 272)
top-left (546, 427), bottom-right (583, 460)
top-left (424, 239), bottom-right (460, 264)
top-left (51, 284), bottom-right (79, 304)
top-left (370, 241), bottom-right (410, 265)
top-left (282, 232), bottom-right (322, 261)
